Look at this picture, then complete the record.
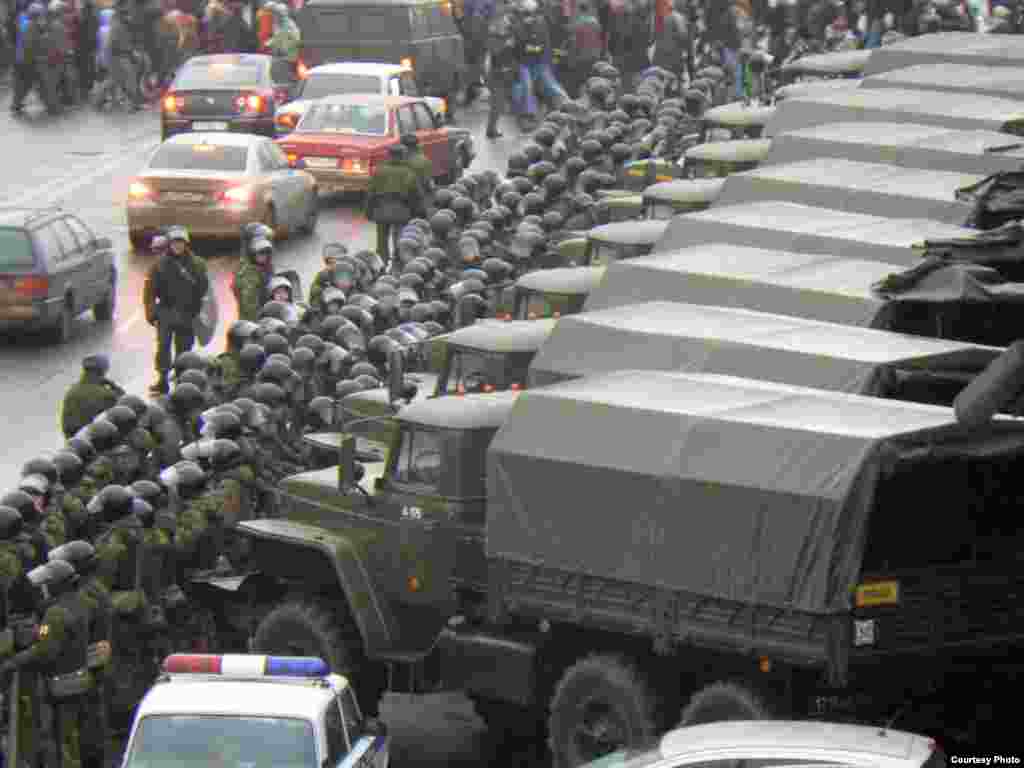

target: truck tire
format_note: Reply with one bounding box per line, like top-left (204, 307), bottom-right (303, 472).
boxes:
top-left (253, 600), bottom-right (353, 676)
top-left (679, 681), bottom-right (769, 726)
top-left (548, 654), bottom-right (658, 768)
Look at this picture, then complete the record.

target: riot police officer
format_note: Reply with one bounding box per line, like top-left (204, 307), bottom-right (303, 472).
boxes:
top-left (366, 144), bottom-right (425, 267)
top-left (60, 355), bottom-right (125, 439)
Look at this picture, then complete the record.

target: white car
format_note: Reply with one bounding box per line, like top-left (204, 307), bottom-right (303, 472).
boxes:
top-left (122, 654), bottom-right (389, 768)
top-left (275, 62), bottom-right (446, 135)
top-left (582, 721), bottom-right (945, 768)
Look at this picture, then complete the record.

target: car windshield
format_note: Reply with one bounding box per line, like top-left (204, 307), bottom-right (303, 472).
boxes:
top-left (124, 715), bottom-right (317, 768)
top-left (149, 143), bottom-right (249, 172)
top-left (300, 73), bottom-right (382, 99)
top-left (174, 59), bottom-right (266, 90)
top-left (0, 228), bottom-right (35, 269)
top-left (298, 103), bottom-right (389, 135)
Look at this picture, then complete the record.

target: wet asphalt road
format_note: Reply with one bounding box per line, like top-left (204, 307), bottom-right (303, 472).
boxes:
top-left (0, 88), bottom-right (540, 768)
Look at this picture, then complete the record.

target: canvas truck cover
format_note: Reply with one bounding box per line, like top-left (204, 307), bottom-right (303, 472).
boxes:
top-left (774, 79), bottom-right (860, 101)
top-left (764, 122), bottom-right (1024, 176)
top-left (863, 31), bottom-right (1024, 76)
top-left (583, 245), bottom-right (898, 327)
top-left (654, 200), bottom-right (973, 266)
top-left (716, 158), bottom-right (982, 226)
top-left (861, 63), bottom-right (1024, 101)
top-left (780, 48), bottom-right (871, 77)
top-left (527, 301), bottom-right (1000, 392)
top-left (486, 369), bottom-right (1021, 615)
top-left (764, 88), bottom-right (1024, 138)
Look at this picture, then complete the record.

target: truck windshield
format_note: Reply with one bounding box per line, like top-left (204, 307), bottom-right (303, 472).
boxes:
top-left (517, 290), bottom-right (571, 320)
top-left (125, 715), bottom-right (317, 768)
top-left (446, 349), bottom-right (505, 394)
top-left (589, 242), bottom-right (650, 267)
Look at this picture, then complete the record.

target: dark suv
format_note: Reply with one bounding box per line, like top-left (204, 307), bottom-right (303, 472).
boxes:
top-left (0, 208), bottom-right (116, 343)
top-left (162, 53), bottom-right (300, 141)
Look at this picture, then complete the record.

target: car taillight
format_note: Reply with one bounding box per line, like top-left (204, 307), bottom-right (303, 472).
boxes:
top-left (220, 186), bottom-right (253, 206)
top-left (276, 113), bottom-right (298, 129)
top-left (340, 157), bottom-right (370, 174)
top-left (235, 93), bottom-right (265, 114)
top-left (296, 60), bottom-right (309, 79)
top-left (128, 181), bottom-right (153, 200)
top-left (163, 94), bottom-right (184, 113)
top-left (13, 276), bottom-right (48, 299)
top-left (283, 150), bottom-right (300, 166)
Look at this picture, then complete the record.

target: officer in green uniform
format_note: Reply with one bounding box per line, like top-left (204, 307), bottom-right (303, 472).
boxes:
top-left (143, 402), bottom-right (182, 471)
top-left (400, 133), bottom-right (435, 201)
top-left (365, 144), bottom-right (425, 267)
top-left (53, 452), bottom-right (90, 543)
top-left (212, 321), bottom-right (257, 404)
top-left (59, 356), bottom-right (125, 440)
top-left (308, 243), bottom-right (348, 309)
top-left (160, 462), bottom-right (210, 577)
top-left (76, 420), bottom-right (120, 507)
top-left (18, 472), bottom-right (66, 551)
top-left (233, 237), bottom-right (273, 323)
top-left (48, 541), bottom-right (111, 768)
top-left (0, 559), bottom-right (92, 768)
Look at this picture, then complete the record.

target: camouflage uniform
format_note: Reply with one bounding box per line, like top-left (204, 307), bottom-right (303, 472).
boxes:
top-left (77, 457), bottom-right (115, 505)
top-left (77, 574), bottom-right (112, 768)
top-left (232, 257), bottom-right (268, 323)
top-left (366, 154), bottom-right (425, 265)
top-left (2, 587), bottom-right (91, 768)
top-left (41, 502), bottom-right (67, 551)
top-left (176, 494), bottom-right (216, 572)
top-left (406, 148), bottom-right (435, 199)
top-left (212, 351), bottom-right (243, 403)
top-left (60, 374), bottom-right (122, 440)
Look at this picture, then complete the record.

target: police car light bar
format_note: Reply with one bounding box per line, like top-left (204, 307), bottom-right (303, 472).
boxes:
top-left (163, 654), bottom-right (330, 678)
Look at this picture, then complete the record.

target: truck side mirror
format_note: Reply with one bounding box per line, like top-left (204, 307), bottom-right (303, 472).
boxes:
top-left (338, 435), bottom-right (356, 491)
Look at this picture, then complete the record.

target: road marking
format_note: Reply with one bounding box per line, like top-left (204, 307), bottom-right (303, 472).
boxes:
top-left (2, 140), bottom-right (160, 208)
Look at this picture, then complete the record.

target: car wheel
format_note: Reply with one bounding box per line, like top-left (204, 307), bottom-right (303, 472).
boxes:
top-left (548, 654), bottom-right (658, 768)
top-left (93, 282), bottom-right (116, 323)
top-left (300, 193), bottom-right (319, 235)
top-left (51, 297), bottom-right (74, 344)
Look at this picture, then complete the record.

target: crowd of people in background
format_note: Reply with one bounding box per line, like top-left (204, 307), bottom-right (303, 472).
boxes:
top-left (0, 0), bottom-right (300, 114)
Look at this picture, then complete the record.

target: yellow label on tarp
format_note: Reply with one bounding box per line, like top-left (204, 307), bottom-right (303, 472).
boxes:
top-left (855, 580), bottom-right (899, 608)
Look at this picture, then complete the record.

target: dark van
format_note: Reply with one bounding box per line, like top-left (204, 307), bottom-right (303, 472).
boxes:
top-left (295, 0), bottom-right (465, 115)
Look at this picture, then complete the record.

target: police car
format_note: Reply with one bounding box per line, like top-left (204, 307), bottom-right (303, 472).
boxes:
top-left (122, 655), bottom-right (388, 768)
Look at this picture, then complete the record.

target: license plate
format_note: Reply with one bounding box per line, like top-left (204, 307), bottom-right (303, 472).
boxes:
top-left (303, 157), bottom-right (338, 168)
top-left (192, 121), bottom-right (228, 131)
top-left (163, 192), bottom-right (207, 203)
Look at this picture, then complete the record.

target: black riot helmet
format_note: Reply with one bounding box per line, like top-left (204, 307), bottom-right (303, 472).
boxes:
top-left (0, 491), bottom-right (38, 526)
top-left (507, 152), bottom-right (529, 175)
top-left (258, 359), bottom-right (295, 387)
top-left (85, 483), bottom-right (133, 523)
top-left (227, 320), bottom-right (261, 350)
top-left (65, 436), bottom-right (96, 465)
top-left (521, 143), bottom-right (544, 165)
top-left (169, 383), bottom-right (206, 413)
top-left (0, 507), bottom-right (23, 540)
top-left (533, 125), bottom-right (557, 147)
top-left (178, 369), bottom-right (209, 392)
top-left (451, 196), bottom-right (475, 226)
top-left (522, 192), bottom-right (546, 216)
top-left (104, 405), bottom-right (139, 438)
top-left (291, 346), bottom-right (316, 373)
top-left (542, 211), bottom-right (565, 232)
top-left (261, 333), bottom-right (291, 358)
top-left (53, 451), bottom-right (85, 486)
top-left (130, 479), bottom-right (165, 506)
top-left (543, 173), bottom-right (568, 197)
top-left (433, 188), bottom-right (456, 210)
top-left (430, 211), bottom-right (454, 237)
top-left (239, 343), bottom-right (266, 376)
top-left (48, 540), bottom-right (97, 573)
top-left (251, 382), bottom-right (287, 408)
top-left (116, 394), bottom-right (149, 419)
top-left (527, 160), bottom-right (557, 184)
top-left (564, 156), bottom-right (587, 180)
top-left (295, 333), bottom-right (326, 355)
top-left (159, 461), bottom-right (207, 500)
top-left (86, 419), bottom-right (120, 453)
top-left (335, 379), bottom-right (363, 400)
top-left (200, 411), bottom-right (244, 440)
top-left (208, 439), bottom-right (243, 471)
top-left (580, 139), bottom-right (603, 163)
top-left (21, 457), bottom-right (58, 486)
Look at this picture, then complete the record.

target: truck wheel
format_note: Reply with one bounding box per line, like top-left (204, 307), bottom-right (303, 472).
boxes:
top-left (253, 600), bottom-right (353, 676)
top-left (548, 654), bottom-right (658, 768)
top-left (679, 681), bottom-right (769, 726)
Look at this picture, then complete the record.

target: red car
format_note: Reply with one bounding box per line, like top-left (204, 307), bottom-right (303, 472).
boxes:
top-left (275, 94), bottom-right (474, 194)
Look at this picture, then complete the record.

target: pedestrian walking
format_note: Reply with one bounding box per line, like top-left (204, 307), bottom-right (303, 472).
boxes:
top-left (365, 144), bottom-right (425, 267)
top-left (144, 226), bottom-right (210, 395)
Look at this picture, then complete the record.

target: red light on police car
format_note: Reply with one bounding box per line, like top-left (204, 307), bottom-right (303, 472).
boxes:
top-left (164, 654), bottom-right (222, 674)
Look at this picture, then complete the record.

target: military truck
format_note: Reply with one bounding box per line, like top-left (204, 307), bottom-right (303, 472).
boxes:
top-left (201, 365), bottom-right (1024, 765)
top-left (512, 268), bottom-right (606, 320)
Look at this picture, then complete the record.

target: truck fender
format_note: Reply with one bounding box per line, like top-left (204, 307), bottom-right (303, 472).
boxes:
top-left (237, 518), bottom-right (398, 658)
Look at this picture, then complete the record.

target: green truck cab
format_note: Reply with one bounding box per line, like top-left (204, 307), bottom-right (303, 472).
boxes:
top-left (512, 267), bottom-right (606, 319)
top-left (581, 220), bottom-right (668, 266)
top-left (295, 0), bottom-right (465, 107)
top-left (431, 319), bottom-right (556, 395)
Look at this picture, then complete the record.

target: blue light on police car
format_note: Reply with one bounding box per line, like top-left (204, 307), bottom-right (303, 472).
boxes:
top-left (265, 656), bottom-right (330, 677)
